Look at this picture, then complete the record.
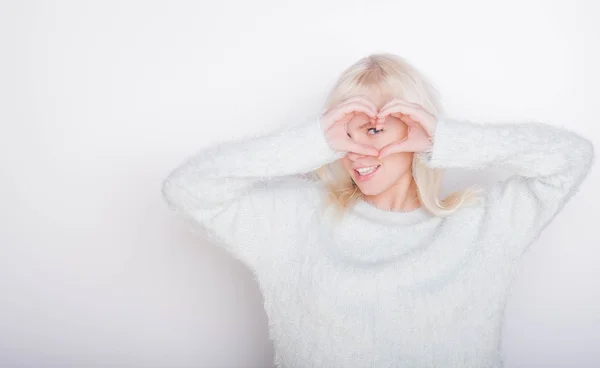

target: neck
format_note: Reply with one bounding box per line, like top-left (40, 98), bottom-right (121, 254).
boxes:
top-left (362, 173), bottom-right (422, 212)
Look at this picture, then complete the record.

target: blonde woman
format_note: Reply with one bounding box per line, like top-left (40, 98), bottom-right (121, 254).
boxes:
top-left (161, 53), bottom-right (595, 368)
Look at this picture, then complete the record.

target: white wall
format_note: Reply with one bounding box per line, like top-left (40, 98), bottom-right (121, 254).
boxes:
top-left (1, 0), bottom-right (598, 367)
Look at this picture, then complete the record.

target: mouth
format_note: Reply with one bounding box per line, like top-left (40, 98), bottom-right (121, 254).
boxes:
top-left (354, 165), bottom-right (381, 181)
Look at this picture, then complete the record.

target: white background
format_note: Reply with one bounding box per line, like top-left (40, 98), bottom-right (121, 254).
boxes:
top-left (1, 0), bottom-right (599, 367)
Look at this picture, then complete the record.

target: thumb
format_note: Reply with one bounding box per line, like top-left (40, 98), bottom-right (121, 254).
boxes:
top-left (378, 141), bottom-right (408, 159)
top-left (347, 140), bottom-right (379, 157)
top-left (378, 133), bottom-right (411, 158)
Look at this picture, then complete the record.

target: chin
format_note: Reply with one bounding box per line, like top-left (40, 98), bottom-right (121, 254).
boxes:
top-left (356, 182), bottom-right (386, 196)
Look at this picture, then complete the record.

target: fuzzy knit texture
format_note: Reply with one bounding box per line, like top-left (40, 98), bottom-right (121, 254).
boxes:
top-left (161, 114), bottom-right (595, 368)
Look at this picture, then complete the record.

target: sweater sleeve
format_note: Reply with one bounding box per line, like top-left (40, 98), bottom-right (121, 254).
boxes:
top-left (161, 116), bottom-right (345, 271)
top-left (424, 117), bottom-right (595, 259)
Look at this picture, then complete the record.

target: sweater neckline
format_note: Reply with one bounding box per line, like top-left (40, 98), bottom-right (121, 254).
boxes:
top-left (320, 197), bottom-right (444, 271)
top-left (351, 198), bottom-right (433, 225)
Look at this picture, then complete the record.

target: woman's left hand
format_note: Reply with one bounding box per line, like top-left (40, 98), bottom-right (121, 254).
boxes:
top-left (375, 99), bottom-right (438, 159)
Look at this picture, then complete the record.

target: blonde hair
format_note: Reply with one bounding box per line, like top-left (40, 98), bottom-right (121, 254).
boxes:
top-left (308, 53), bottom-right (483, 220)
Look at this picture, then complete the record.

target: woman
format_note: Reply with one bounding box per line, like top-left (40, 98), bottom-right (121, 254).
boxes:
top-left (161, 53), bottom-right (594, 368)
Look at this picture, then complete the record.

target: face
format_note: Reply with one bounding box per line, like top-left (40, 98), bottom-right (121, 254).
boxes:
top-left (341, 112), bottom-right (413, 196)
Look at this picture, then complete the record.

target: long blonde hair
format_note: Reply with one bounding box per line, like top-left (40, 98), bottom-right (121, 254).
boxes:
top-left (308, 53), bottom-right (482, 220)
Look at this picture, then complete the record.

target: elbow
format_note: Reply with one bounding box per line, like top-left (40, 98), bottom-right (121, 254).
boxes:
top-left (161, 177), bottom-right (177, 210)
top-left (558, 134), bottom-right (595, 195)
top-left (161, 172), bottom-right (187, 211)
top-left (161, 167), bottom-right (203, 213)
top-left (573, 134), bottom-right (595, 177)
top-left (583, 137), bottom-right (595, 168)
top-left (559, 127), bottom-right (595, 175)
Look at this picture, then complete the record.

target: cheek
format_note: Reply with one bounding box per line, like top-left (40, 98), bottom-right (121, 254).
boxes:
top-left (341, 156), bottom-right (353, 171)
top-left (382, 152), bottom-right (414, 171)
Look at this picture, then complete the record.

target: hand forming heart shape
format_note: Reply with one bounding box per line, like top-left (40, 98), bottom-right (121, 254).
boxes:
top-left (374, 98), bottom-right (438, 159)
top-left (320, 96), bottom-right (438, 160)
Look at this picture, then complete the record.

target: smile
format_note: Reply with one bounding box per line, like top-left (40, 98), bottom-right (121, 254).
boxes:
top-left (354, 165), bottom-right (381, 181)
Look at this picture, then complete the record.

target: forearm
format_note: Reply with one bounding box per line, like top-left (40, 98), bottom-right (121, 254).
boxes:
top-left (161, 116), bottom-right (344, 211)
top-left (425, 117), bottom-right (595, 191)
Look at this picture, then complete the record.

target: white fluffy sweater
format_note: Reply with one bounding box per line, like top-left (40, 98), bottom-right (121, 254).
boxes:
top-left (161, 115), bottom-right (594, 368)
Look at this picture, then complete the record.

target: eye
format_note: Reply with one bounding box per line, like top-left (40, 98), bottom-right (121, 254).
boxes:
top-left (367, 127), bottom-right (383, 135)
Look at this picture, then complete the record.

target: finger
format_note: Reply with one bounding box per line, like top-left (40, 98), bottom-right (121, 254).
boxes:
top-left (321, 111), bottom-right (353, 134)
top-left (349, 100), bottom-right (379, 117)
top-left (398, 114), bottom-right (420, 126)
top-left (382, 111), bottom-right (422, 129)
top-left (379, 98), bottom-right (414, 111)
top-left (346, 152), bottom-right (365, 161)
top-left (377, 104), bottom-right (412, 124)
top-left (336, 111), bottom-right (356, 126)
top-left (376, 111), bottom-right (404, 125)
top-left (378, 135), bottom-right (410, 159)
top-left (337, 98), bottom-right (379, 116)
top-left (378, 144), bottom-right (399, 159)
top-left (377, 103), bottom-right (417, 120)
top-left (333, 102), bottom-right (377, 121)
top-left (376, 111), bottom-right (406, 126)
top-left (322, 97), bottom-right (377, 119)
top-left (346, 141), bottom-right (379, 156)
top-left (334, 99), bottom-right (377, 116)
top-left (339, 96), bottom-right (379, 111)
top-left (392, 98), bottom-right (419, 107)
top-left (378, 142), bottom-right (406, 159)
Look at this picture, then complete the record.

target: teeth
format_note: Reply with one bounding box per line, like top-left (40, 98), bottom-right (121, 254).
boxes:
top-left (357, 165), bottom-right (379, 175)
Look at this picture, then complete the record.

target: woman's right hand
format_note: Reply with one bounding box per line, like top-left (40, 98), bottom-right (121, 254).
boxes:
top-left (320, 97), bottom-right (380, 157)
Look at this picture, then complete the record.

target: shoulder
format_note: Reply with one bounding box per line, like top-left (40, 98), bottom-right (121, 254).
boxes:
top-left (446, 178), bottom-right (556, 260)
